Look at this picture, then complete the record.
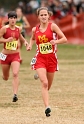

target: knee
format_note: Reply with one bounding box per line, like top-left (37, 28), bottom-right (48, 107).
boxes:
top-left (3, 76), bottom-right (9, 81)
top-left (41, 79), bottom-right (48, 89)
top-left (13, 72), bottom-right (18, 78)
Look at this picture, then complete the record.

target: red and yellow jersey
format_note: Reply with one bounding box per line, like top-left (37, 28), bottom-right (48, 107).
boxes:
top-left (35, 22), bottom-right (58, 54)
top-left (3, 26), bottom-right (20, 50)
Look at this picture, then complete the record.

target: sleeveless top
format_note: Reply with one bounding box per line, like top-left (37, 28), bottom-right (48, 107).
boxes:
top-left (16, 17), bottom-right (24, 26)
top-left (3, 26), bottom-right (20, 50)
top-left (35, 22), bottom-right (58, 54)
top-left (16, 17), bottom-right (25, 33)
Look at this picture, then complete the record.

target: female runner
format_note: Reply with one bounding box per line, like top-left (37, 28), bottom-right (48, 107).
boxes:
top-left (27, 7), bottom-right (67, 116)
top-left (16, 7), bottom-right (30, 62)
top-left (0, 11), bottom-right (28, 102)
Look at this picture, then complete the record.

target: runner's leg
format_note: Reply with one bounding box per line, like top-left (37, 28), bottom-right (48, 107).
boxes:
top-left (11, 61), bottom-right (20, 95)
top-left (36, 68), bottom-right (49, 108)
top-left (1, 64), bottom-right (10, 80)
top-left (47, 72), bottom-right (55, 90)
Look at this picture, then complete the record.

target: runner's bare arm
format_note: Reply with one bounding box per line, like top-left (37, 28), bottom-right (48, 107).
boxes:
top-left (23, 16), bottom-right (30, 28)
top-left (19, 32), bottom-right (28, 47)
top-left (27, 27), bottom-right (36, 51)
top-left (50, 23), bottom-right (67, 45)
top-left (0, 26), bottom-right (13, 43)
top-left (30, 27), bottom-right (36, 46)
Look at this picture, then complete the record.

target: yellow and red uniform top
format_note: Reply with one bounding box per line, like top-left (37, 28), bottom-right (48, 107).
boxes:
top-left (3, 26), bottom-right (20, 50)
top-left (35, 22), bottom-right (58, 54)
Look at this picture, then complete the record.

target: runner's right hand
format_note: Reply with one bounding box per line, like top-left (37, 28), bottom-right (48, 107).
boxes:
top-left (27, 44), bottom-right (32, 51)
top-left (5, 37), bottom-right (13, 42)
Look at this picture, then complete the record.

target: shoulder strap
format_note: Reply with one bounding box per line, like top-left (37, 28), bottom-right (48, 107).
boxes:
top-left (35, 24), bottom-right (39, 33)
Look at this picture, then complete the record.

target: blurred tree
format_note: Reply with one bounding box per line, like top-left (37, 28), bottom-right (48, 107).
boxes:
top-left (0, 0), bottom-right (29, 10)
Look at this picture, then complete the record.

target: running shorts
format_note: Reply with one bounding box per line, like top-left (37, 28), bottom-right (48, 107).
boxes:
top-left (0, 52), bottom-right (20, 65)
top-left (31, 53), bottom-right (59, 73)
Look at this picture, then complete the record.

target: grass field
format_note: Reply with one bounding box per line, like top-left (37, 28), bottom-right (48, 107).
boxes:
top-left (0, 43), bottom-right (84, 124)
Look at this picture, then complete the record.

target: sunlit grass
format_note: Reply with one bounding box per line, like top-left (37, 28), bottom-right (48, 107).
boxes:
top-left (0, 43), bottom-right (84, 124)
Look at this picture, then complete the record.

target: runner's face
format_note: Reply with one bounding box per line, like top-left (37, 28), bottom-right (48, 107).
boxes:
top-left (16, 9), bottom-right (22, 17)
top-left (8, 17), bottom-right (17, 26)
top-left (38, 10), bottom-right (49, 24)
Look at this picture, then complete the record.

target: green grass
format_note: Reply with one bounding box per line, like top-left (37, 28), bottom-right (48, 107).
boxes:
top-left (57, 44), bottom-right (84, 60)
top-left (0, 43), bottom-right (84, 124)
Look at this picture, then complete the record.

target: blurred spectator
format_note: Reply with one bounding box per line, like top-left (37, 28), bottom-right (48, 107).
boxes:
top-left (61, 1), bottom-right (69, 17)
top-left (78, 0), bottom-right (84, 13)
top-left (0, 8), bottom-right (6, 16)
top-left (1, 0), bottom-right (84, 19)
top-left (73, 0), bottom-right (80, 5)
top-left (68, 4), bottom-right (78, 16)
top-left (40, 0), bottom-right (48, 7)
top-left (18, 1), bottom-right (26, 13)
top-left (26, 4), bottom-right (33, 14)
top-left (27, 0), bottom-right (40, 12)
top-left (48, 0), bottom-right (62, 19)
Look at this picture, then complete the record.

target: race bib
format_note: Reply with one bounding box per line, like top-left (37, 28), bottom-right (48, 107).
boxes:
top-left (6, 41), bottom-right (18, 50)
top-left (0, 53), bottom-right (7, 61)
top-left (30, 58), bottom-right (36, 65)
top-left (39, 42), bottom-right (53, 54)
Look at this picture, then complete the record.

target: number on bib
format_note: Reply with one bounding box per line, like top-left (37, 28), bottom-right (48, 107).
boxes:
top-left (30, 58), bottom-right (37, 65)
top-left (6, 41), bottom-right (18, 50)
top-left (39, 42), bottom-right (53, 54)
top-left (0, 53), bottom-right (7, 61)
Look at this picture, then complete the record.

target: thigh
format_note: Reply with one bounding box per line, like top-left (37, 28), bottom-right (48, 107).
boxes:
top-left (35, 55), bottom-right (46, 70)
top-left (1, 64), bottom-right (10, 76)
top-left (36, 68), bottom-right (48, 82)
top-left (11, 61), bottom-right (20, 74)
top-left (47, 72), bottom-right (54, 85)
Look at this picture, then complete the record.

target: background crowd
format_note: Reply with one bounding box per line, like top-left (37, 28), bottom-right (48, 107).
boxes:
top-left (0, 0), bottom-right (84, 19)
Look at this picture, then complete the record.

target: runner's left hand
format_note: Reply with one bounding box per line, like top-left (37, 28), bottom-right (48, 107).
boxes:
top-left (27, 44), bottom-right (32, 51)
top-left (24, 41), bottom-right (28, 48)
top-left (50, 40), bottom-right (56, 45)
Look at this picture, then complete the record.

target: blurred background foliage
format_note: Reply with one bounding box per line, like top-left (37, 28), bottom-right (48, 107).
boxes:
top-left (0, 0), bottom-right (28, 9)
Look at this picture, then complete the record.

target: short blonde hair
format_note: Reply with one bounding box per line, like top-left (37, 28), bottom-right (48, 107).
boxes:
top-left (37, 7), bottom-right (53, 17)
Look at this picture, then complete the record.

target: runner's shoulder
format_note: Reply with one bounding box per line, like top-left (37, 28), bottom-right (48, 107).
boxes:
top-left (0, 25), bottom-right (8, 33)
top-left (32, 27), bottom-right (36, 33)
top-left (15, 25), bottom-right (21, 32)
